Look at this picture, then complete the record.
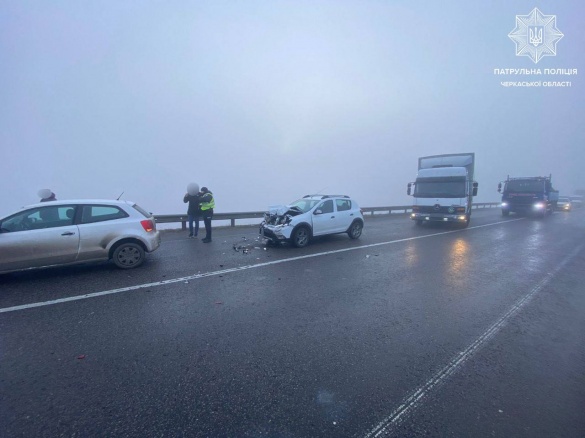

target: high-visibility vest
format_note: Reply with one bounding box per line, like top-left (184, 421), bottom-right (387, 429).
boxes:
top-left (200, 193), bottom-right (215, 211)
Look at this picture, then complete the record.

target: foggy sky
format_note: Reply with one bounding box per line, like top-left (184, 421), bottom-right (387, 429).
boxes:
top-left (1, 0), bottom-right (584, 218)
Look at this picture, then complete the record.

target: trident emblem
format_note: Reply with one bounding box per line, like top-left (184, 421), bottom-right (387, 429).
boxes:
top-left (509, 8), bottom-right (564, 63)
top-left (529, 27), bottom-right (543, 46)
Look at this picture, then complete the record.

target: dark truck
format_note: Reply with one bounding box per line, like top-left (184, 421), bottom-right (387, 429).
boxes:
top-left (498, 175), bottom-right (559, 218)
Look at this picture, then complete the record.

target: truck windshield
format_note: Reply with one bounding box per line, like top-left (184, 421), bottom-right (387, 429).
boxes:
top-left (414, 178), bottom-right (466, 198)
top-left (505, 180), bottom-right (544, 192)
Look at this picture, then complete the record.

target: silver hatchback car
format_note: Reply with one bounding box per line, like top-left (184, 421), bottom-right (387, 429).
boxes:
top-left (0, 199), bottom-right (161, 274)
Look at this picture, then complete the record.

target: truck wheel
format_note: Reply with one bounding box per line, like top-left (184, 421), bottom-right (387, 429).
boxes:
top-left (291, 226), bottom-right (310, 248)
top-left (502, 210), bottom-right (509, 217)
top-left (415, 220), bottom-right (423, 226)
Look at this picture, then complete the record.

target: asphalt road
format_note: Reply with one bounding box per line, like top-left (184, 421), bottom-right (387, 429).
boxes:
top-left (1, 208), bottom-right (584, 437)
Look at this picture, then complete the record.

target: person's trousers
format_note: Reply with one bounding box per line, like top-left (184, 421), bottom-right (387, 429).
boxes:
top-left (188, 214), bottom-right (200, 236)
top-left (203, 214), bottom-right (212, 240)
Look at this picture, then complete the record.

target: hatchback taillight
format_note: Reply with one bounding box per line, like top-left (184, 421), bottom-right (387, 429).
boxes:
top-left (141, 219), bottom-right (155, 232)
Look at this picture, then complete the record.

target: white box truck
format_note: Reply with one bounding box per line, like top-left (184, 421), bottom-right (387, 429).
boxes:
top-left (407, 153), bottom-right (478, 228)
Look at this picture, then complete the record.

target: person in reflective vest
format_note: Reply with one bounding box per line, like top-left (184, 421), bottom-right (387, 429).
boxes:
top-left (199, 187), bottom-right (215, 243)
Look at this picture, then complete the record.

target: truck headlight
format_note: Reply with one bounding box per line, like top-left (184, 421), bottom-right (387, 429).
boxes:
top-left (533, 203), bottom-right (545, 209)
top-left (501, 202), bottom-right (508, 207)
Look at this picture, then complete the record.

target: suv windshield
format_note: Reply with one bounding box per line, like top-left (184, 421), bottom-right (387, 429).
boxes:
top-left (289, 199), bottom-right (321, 213)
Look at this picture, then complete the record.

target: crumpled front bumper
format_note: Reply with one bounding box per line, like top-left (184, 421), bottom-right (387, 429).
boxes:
top-left (259, 223), bottom-right (293, 241)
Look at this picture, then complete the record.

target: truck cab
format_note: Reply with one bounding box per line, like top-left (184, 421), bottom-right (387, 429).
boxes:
top-left (498, 176), bottom-right (558, 218)
top-left (408, 153), bottom-right (478, 228)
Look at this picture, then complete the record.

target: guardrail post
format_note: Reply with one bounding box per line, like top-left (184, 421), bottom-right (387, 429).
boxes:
top-left (231, 218), bottom-right (235, 227)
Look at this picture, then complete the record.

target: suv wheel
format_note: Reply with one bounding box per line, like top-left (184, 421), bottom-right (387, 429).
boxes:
top-left (112, 242), bottom-right (146, 269)
top-left (291, 226), bottom-right (310, 248)
top-left (347, 220), bottom-right (363, 239)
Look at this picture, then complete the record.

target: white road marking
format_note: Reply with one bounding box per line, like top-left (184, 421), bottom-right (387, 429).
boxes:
top-left (0, 219), bottom-right (523, 314)
top-left (363, 242), bottom-right (585, 438)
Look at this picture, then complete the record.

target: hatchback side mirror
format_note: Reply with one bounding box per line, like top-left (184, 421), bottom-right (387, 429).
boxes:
top-left (314, 209), bottom-right (323, 215)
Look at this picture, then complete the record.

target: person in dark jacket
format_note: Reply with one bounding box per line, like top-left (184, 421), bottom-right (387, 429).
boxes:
top-left (183, 191), bottom-right (201, 238)
top-left (39, 189), bottom-right (57, 202)
top-left (199, 187), bottom-right (215, 243)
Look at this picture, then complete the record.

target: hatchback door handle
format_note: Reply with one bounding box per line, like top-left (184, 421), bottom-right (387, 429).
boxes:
top-left (61, 231), bottom-right (76, 236)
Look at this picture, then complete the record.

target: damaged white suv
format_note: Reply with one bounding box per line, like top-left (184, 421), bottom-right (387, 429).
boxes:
top-left (260, 195), bottom-right (364, 248)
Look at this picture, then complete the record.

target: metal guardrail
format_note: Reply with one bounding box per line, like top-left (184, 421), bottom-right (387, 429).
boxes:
top-left (154, 202), bottom-right (501, 230)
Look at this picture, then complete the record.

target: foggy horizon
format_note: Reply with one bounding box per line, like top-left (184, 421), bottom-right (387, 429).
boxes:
top-left (2, 1), bottom-right (583, 218)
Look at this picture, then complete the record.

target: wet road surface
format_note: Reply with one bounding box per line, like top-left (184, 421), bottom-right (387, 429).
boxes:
top-left (1, 209), bottom-right (584, 437)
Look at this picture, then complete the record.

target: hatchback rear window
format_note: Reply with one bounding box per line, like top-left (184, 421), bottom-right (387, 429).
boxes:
top-left (132, 204), bottom-right (152, 218)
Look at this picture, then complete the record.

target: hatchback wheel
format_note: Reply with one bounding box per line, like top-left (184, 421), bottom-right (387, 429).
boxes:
top-left (347, 220), bottom-right (363, 239)
top-left (112, 242), bottom-right (145, 269)
top-left (292, 226), bottom-right (310, 248)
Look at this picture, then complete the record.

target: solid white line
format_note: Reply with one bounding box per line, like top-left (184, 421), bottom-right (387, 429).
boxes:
top-left (363, 242), bottom-right (585, 438)
top-left (0, 219), bottom-right (523, 314)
